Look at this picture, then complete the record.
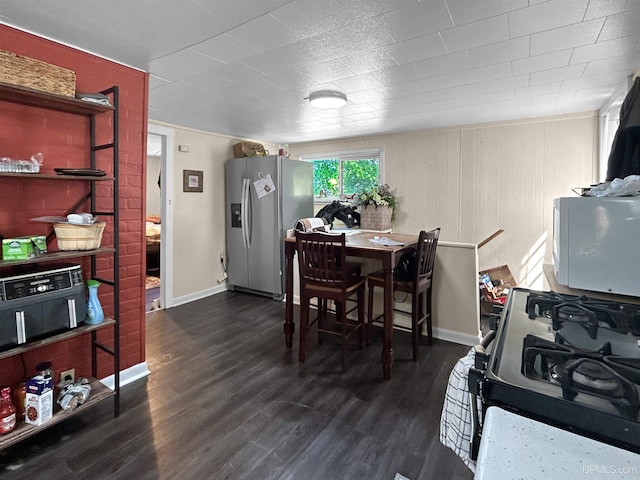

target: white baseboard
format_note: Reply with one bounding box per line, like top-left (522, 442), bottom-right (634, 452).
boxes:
top-left (100, 361), bottom-right (151, 389)
top-left (172, 283), bottom-right (228, 307)
top-left (432, 327), bottom-right (480, 347)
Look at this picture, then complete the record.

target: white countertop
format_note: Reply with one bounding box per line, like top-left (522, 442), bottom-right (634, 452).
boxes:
top-left (474, 407), bottom-right (639, 480)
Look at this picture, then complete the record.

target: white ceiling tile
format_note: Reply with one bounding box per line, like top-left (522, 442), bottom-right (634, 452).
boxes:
top-left (139, 0), bottom-right (227, 47)
top-left (374, 82), bottom-right (424, 98)
top-left (440, 14), bottom-right (510, 52)
top-left (371, 63), bottom-right (426, 86)
top-left (193, 0), bottom-right (293, 28)
top-left (181, 70), bottom-right (243, 95)
top-left (508, 0), bottom-right (589, 37)
top-left (315, 18), bottom-right (397, 57)
top-left (332, 73), bottom-right (385, 93)
top-left (238, 78), bottom-right (285, 98)
top-left (191, 34), bottom-right (261, 64)
top-left (415, 51), bottom-right (474, 78)
top-left (514, 82), bottom-right (562, 98)
top-left (512, 50), bottom-right (572, 76)
top-left (148, 75), bottom-right (170, 90)
top-left (302, 60), bottom-right (355, 84)
top-left (530, 64), bottom-right (586, 86)
top-left (571, 35), bottom-right (640, 65)
top-left (415, 72), bottom-right (465, 92)
top-left (446, 0), bottom-right (527, 26)
top-left (206, 62), bottom-right (268, 86)
top-left (460, 62), bottom-right (512, 84)
top-left (530, 18), bottom-right (605, 56)
top-left (91, 15), bottom-right (186, 66)
top-left (387, 33), bottom-right (448, 65)
top-left (4, 0), bottom-right (640, 142)
top-left (560, 72), bottom-right (628, 92)
top-left (599, 9), bottom-right (640, 42)
top-left (468, 36), bottom-right (529, 68)
top-left (147, 49), bottom-right (223, 82)
top-left (241, 44), bottom-right (311, 77)
top-left (478, 73), bottom-right (529, 93)
top-left (474, 89), bottom-right (516, 105)
top-left (339, 48), bottom-right (399, 75)
top-left (264, 70), bottom-right (317, 92)
top-left (226, 14), bottom-right (297, 52)
top-left (377, 0), bottom-right (453, 42)
top-left (270, 0), bottom-right (367, 38)
top-left (582, 56), bottom-right (640, 78)
top-left (584, 0), bottom-right (640, 20)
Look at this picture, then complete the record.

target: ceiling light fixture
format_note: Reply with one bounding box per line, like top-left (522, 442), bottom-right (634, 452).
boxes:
top-left (306, 90), bottom-right (347, 108)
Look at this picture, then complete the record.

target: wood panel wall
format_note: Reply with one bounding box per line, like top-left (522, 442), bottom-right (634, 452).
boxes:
top-left (290, 113), bottom-right (598, 290)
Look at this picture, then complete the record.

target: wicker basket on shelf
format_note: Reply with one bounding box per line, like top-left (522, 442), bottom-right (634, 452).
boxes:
top-left (0, 49), bottom-right (76, 97)
top-left (54, 222), bottom-right (105, 251)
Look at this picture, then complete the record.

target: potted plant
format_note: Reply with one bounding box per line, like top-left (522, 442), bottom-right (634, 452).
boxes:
top-left (355, 184), bottom-right (397, 230)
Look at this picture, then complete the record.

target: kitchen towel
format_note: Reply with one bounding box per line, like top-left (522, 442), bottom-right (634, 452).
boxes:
top-left (440, 347), bottom-right (476, 473)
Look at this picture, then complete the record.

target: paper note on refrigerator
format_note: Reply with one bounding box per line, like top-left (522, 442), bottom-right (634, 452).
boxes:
top-left (254, 174), bottom-right (276, 198)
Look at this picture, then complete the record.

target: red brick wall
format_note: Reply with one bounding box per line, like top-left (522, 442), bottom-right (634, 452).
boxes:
top-left (0, 25), bottom-right (147, 386)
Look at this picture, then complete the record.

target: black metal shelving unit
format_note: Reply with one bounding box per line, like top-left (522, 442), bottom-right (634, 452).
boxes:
top-left (0, 82), bottom-right (120, 449)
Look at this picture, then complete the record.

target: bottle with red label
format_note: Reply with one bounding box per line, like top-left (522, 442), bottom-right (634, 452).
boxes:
top-left (0, 387), bottom-right (16, 434)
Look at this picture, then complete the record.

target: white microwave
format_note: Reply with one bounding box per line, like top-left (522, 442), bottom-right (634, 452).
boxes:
top-left (553, 196), bottom-right (640, 297)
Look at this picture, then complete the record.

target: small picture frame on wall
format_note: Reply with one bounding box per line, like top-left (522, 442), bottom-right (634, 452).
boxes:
top-left (183, 170), bottom-right (203, 192)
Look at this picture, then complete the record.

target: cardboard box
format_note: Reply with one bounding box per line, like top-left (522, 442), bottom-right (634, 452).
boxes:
top-left (479, 264), bottom-right (517, 315)
top-left (2, 235), bottom-right (47, 260)
top-left (24, 376), bottom-right (53, 426)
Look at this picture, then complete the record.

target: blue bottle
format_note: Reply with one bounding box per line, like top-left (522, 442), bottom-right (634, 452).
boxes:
top-left (86, 279), bottom-right (104, 325)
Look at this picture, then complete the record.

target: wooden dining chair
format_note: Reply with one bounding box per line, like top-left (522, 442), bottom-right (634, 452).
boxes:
top-left (366, 228), bottom-right (440, 360)
top-left (296, 231), bottom-right (366, 372)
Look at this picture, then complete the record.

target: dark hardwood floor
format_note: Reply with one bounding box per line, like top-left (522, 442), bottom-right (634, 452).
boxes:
top-left (0, 291), bottom-right (473, 480)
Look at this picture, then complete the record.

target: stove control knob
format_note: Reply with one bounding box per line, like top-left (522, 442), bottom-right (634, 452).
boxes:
top-left (36, 284), bottom-right (47, 293)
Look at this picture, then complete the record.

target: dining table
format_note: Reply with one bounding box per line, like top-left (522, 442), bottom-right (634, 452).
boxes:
top-left (284, 230), bottom-right (419, 380)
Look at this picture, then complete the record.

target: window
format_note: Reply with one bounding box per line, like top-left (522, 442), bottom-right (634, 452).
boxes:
top-left (300, 149), bottom-right (383, 200)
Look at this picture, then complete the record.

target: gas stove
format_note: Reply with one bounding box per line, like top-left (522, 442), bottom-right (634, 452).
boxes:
top-left (470, 287), bottom-right (640, 455)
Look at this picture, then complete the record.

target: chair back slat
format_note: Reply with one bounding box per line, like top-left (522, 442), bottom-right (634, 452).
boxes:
top-left (296, 231), bottom-right (347, 288)
top-left (414, 228), bottom-right (440, 283)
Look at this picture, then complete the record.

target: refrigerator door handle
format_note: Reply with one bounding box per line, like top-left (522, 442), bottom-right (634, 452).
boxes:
top-left (245, 179), bottom-right (252, 249)
top-left (242, 178), bottom-right (251, 249)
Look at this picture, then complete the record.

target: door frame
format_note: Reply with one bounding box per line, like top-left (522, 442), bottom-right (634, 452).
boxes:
top-left (147, 123), bottom-right (175, 309)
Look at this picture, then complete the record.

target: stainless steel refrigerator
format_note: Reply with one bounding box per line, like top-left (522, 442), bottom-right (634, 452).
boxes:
top-left (225, 155), bottom-right (313, 300)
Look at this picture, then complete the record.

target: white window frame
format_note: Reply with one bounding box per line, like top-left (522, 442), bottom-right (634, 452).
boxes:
top-left (299, 148), bottom-right (384, 203)
top-left (598, 75), bottom-right (633, 182)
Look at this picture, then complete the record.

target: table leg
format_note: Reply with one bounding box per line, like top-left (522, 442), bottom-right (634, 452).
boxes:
top-left (284, 244), bottom-right (295, 348)
top-left (382, 261), bottom-right (394, 380)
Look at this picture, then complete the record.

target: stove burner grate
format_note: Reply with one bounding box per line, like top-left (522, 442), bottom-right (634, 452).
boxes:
top-left (522, 335), bottom-right (640, 419)
top-left (526, 291), bottom-right (640, 339)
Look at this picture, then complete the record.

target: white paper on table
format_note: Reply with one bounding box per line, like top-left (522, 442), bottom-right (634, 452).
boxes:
top-left (330, 229), bottom-right (362, 236)
top-left (368, 236), bottom-right (404, 246)
top-left (254, 174), bottom-right (276, 198)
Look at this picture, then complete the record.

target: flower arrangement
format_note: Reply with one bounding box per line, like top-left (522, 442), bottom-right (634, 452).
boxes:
top-left (355, 184), bottom-right (398, 222)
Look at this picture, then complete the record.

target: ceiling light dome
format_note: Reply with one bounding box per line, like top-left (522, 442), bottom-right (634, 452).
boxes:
top-left (306, 90), bottom-right (347, 108)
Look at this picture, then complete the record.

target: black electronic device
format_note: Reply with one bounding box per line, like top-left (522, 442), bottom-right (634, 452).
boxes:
top-left (0, 263), bottom-right (86, 350)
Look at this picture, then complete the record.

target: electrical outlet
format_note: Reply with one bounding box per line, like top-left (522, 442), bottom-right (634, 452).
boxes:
top-left (60, 368), bottom-right (75, 383)
top-left (217, 272), bottom-right (228, 284)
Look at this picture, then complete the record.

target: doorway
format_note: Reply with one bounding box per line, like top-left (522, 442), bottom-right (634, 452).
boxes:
top-left (145, 124), bottom-right (175, 313)
top-left (145, 133), bottom-right (162, 311)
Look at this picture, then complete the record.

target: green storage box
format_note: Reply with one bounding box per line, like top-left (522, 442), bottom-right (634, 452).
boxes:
top-left (2, 235), bottom-right (47, 260)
